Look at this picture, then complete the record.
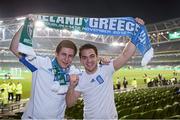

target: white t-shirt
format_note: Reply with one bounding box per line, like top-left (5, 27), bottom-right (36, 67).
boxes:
top-left (20, 55), bottom-right (78, 119)
top-left (75, 62), bottom-right (118, 119)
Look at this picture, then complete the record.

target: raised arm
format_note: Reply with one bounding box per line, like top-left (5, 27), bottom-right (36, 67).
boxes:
top-left (113, 41), bottom-right (136, 70)
top-left (9, 26), bottom-right (23, 58)
top-left (66, 85), bottom-right (81, 108)
top-left (66, 74), bottom-right (81, 108)
top-left (10, 15), bottom-right (35, 58)
top-left (113, 17), bottom-right (144, 71)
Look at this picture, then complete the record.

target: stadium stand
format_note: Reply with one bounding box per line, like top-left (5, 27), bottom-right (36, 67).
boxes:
top-left (65, 86), bottom-right (180, 119)
top-left (0, 15), bottom-right (180, 119)
top-left (1, 16), bottom-right (180, 67)
top-left (0, 99), bottom-right (28, 119)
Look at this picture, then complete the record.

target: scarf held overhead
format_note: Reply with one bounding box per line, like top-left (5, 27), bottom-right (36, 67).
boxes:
top-left (19, 15), bottom-right (153, 66)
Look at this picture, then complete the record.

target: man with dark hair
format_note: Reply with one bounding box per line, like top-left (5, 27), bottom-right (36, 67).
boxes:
top-left (66, 16), bottom-right (145, 120)
top-left (9, 22), bottom-right (79, 119)
top-left (66, 42), bottom-right (136, 119)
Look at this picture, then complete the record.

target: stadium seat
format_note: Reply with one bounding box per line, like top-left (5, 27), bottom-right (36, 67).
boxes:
top-left (118, 107), bottom-right (132, 118)
top-left (174, 94), bottom-right (180, 102)
top-left (168, 115), bottom-right (180, 119)
top-left (131, 106), bottom-right (140, 113)
top-left (172, 102), bottom-right (180, 115)
top-left (138, 104), bottom-right (146, 112)
top-left (121, 113), bottom-right (141, 119)
top-left (153, 108), bottom-right (163, 119)
top-left (163, 105), bottom-right (173, 118)
top-left (140, 110), bottom-right (156, 119)
top-left (144, 103), bottom-right (153, 111)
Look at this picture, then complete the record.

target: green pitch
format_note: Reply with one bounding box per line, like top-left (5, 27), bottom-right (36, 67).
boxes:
top-left (0, 71), bottom-right (32, 99)
top-left (113, 68), bottom-right (179, 87)
top-left (0, 68), bottom-right (179, 99)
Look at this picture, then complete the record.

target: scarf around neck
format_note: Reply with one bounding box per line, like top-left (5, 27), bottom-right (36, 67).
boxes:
top-left (51, 58), bottom-right (70, 85)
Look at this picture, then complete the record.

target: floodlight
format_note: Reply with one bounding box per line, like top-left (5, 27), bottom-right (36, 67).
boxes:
top-left (111, 42), bottom-right (124, 46)
top-left (16, 17), bottom-right (26, 21)
top-left (35, 21), bottom-right (45, 27)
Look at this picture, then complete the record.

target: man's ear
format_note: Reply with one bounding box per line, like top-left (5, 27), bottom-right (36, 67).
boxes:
top-left (55, 52), bottom-right (58, 57)
top-left (97, 56), bottom-right (100, 62)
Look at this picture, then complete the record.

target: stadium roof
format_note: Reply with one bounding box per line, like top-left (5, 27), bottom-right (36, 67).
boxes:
top-left (0, 15), bottom-right (180, 50)
top-left (0, 0), bottom-right (180, 24)
top-left (0, 14), bottom-right (180, 66)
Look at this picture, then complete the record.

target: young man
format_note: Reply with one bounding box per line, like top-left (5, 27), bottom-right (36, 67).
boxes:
top-left (10, 24), bottom-right (78, 119)
top-left (66, 18), bottom-right (144, 119)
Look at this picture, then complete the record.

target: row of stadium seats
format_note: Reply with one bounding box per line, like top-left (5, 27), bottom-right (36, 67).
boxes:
top-left (115, 87), bottom-right (175, 108)
top-left (121, 102), bottom-right (180, 119)
top-left (118, 95), bottom-right (180, 118)
top-left (65, 86), bottom-right (180, 119)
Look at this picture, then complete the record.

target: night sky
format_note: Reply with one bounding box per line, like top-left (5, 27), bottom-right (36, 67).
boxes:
top-left (0, 0), bottom-right (180, 24)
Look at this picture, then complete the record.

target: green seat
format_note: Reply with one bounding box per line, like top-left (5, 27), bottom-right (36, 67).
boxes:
top-left (166, 96), bottom-right (174, 105)
top-left (144, 103), bottom-right (153, 111)
top-left (139, 104), bottom-right (146, 112)
top-left (151, 101), bottom-right (158, 110)
top-left (132, 106), bottom-right (140, 113)
top-left (157, 99), bottom-right (166, 108)
top-left (119, 104), bottom-right (128, 109)
top-left (140, 110), bottom-right (156, 119)
top-left (172, 102), bottom-right (180, 115)
top-left (116, 105), bottom-right (121, 111)
top-left (121, 113), bottom-right (141, 119)
top-left (153, 108), bottom-right (163, 119)
top-left (174, 94), bottom-right (180, 102)
top-left (118, 107), bottom-right (132, 118)
top-left (134, 101), bottom-right (140, 106)
top-left (168, 115), bottom-right (180, 119)
top-left (162, 105), bottom-right (173, 118)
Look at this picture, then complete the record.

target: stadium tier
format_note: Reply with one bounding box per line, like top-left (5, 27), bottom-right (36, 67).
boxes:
top-left (0, 15), bottom-right (180, 119)
top-left (65, 86), bottom-right (180, 119)
top-left (0, 16), bottom-right (180, 68)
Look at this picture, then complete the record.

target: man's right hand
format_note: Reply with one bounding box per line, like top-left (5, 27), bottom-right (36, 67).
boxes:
top-left (69, 74), bottom-right (79, 89)
top-left (66, 74), bottom-right (81, 108)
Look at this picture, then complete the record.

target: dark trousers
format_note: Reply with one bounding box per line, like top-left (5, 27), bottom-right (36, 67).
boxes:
top-left (8, 92), bottom-right (14, 101)
top-left (16, 94), bottom-right (21, 101)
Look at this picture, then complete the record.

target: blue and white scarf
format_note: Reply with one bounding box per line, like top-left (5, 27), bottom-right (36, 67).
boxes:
top-left (51, 58), bottom-right (70, 94)
top-left (19, 15), bottom-right (153, 66)
top-left (51, 58), bottom-right (70, 85)
top-left (51, 58), bottom-right (80, 94)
